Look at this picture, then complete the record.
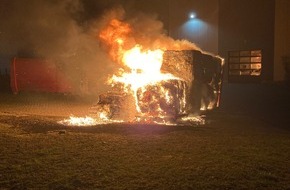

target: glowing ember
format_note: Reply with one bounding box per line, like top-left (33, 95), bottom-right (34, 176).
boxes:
top-left (58, 116), bottom-right (97, 126)
top-left (58, 116), bottom-right (124, 126)
top-left (179, 115), bottom-right (206, 125)
top-left (99, 112), bottom-right (109, 121)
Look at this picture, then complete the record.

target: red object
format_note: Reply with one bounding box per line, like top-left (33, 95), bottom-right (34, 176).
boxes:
top-left (10, 58), bottom-right (72, 94)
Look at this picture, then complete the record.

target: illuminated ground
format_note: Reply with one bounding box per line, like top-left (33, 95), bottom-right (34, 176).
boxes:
top-left (0, 83), bottom-right (289, 189)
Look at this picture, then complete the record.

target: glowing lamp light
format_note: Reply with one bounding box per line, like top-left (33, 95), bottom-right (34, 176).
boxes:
top-left (189, 13), bottom-right (196, 19)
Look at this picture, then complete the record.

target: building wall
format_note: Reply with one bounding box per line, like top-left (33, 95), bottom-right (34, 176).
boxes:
top-left (218, 0), bottom-right (275, 82)
top-left (125, 0), bottom-right (219, 54)
top-left (130, 0), bottom-right (285, 82)
top-left (169, 0), bottom-right (219, 54)
top-left (274, 0), bottom-right (290, 81)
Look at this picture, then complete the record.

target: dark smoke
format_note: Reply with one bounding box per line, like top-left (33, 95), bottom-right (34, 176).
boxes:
top-left (0, 0), bottom-right (121, 95)
top-left (127, 13), bottom-right (200, 51)
top-left (0, 0), bottom-right (199, 95)
top-left (0, 0), bottom-right (81, 57)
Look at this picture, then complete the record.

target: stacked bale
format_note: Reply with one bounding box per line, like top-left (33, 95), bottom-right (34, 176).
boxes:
top-left (89, 91), bottom-right (136, 121)
top-left (162, 50), bottom-right (223, 114)
top-left (90, 50), bottom-right (223, 122)
top-left (136, 79), bottom-right (187, 122)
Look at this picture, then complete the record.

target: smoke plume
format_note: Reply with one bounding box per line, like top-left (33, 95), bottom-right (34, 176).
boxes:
top-left (0, 0), bottom-right (116, 94)
top-left (0, 0), bottom-right (200, 95)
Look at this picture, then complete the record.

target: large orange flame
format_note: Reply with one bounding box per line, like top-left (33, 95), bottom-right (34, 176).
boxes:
top-left (60, 18), bottom-right (189, 126)
top-left (110, 45), bottom-right (179, 113)
top-left (99, 19), bottom-right (132, 64)
top-left (111, 45), bottom-right (177, 90)
top-left (99, 18), bottom-right (181, 114)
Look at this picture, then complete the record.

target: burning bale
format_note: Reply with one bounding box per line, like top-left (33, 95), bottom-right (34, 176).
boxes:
top-left (89, 79), bottom-right (187, 124)
top-left (162, 50), bottom-right (194, 83)
top-left (59, 14), bottom-right (224, 126)
top-left (162, 50), bottom-right (224, 114)
top-left (136, 79), bottom-right (187, 123)
top-left (89, 92), bottom-right (136, 121)
top-left (89, 50), bottom-right (223, 124)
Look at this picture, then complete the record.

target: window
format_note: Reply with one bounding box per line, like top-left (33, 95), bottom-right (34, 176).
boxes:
top-left (228, 50), bottom-right (262, 77)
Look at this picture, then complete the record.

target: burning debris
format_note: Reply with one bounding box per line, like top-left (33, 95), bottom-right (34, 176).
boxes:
top-left (59, 116), bottom-right (98, 126)
top-left (59, 9), bottom-right (224, 126)
top-left (85, 49), bottom-right (223, 125)
top-left (136, 79), bottom-right (187, 121)
top-left (162, 50), bottom-right (224, 113)
top-left (89, 92), bottom-right (136, 122)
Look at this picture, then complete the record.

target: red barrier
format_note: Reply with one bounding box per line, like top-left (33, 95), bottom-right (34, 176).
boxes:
top-left (10, 58), bottom-right (72, 94)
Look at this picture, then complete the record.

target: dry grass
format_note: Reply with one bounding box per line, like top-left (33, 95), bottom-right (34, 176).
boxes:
top-left (0, 91), bottom-right (289, 189)
top-left (0, 113), bottom-right (289, 189)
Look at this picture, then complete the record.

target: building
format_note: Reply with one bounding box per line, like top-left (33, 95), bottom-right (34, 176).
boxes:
top-left (0, 0), bottom-right (289, 93)
top-left (164, 0), bottom-right (290, 83)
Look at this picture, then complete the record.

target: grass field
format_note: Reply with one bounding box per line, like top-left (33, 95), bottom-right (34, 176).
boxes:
top-left (0, 84), bottom-right (289, 189)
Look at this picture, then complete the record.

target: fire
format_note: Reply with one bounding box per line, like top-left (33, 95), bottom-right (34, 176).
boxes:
top-left (99, 112), bottom-right (109, 121)
top-left (99, 19), bottom-right (132, 64)
top-left (60, 18), bottom-right (182, 125)
top-left (109, 44), bottom-right (180, 115)
top-left (111, 45), bottom-right (178, 90)
top-left (60, 18), bottom-right (185, 126)
top-left (59, 116), bottom-right (97, 126)
top-left (59, 15), bottom-right (223, 126)
top-left (123, 45), bottom-right (163, 74)
top-left (58, 115), bottom-right (124, 126)
top-left (98, 18), bottom-right (182, 118)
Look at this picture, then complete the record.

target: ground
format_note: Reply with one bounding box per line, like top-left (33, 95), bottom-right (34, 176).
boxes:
top-left (0, 83), bottom-right (289, 189)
